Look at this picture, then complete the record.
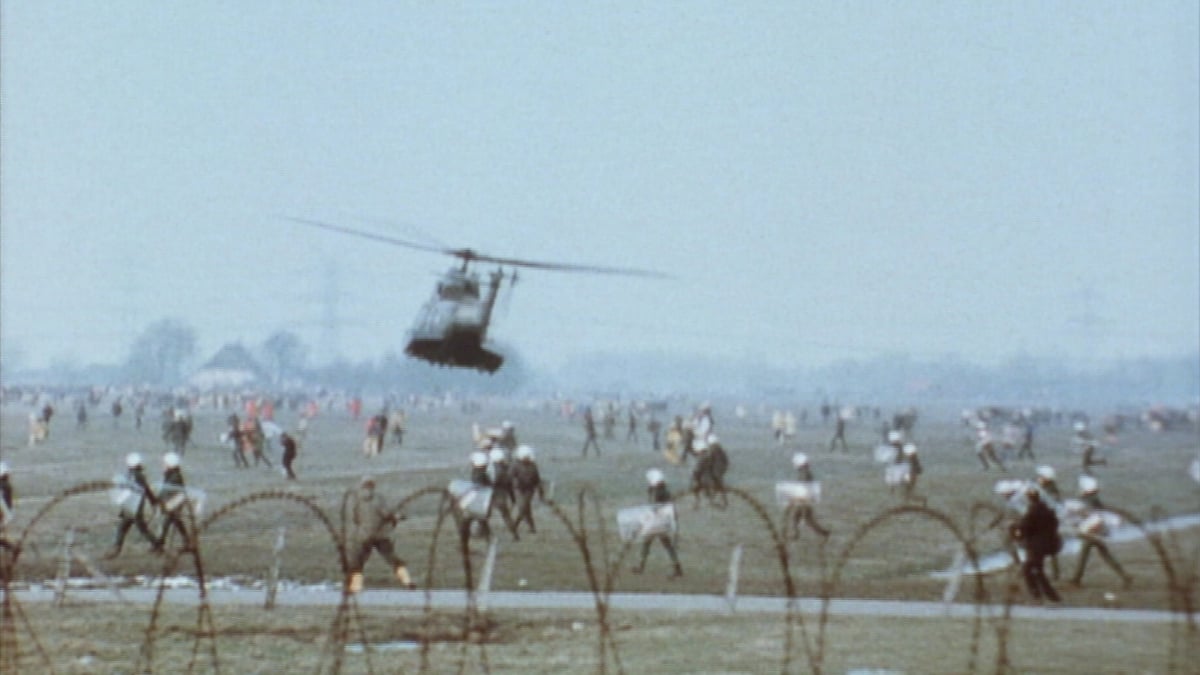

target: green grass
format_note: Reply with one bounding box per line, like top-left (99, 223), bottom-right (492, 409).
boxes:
top-left (2, 399), bottom-right (1198, 672)
top-left (5, 601), bottom-right (1193, 674)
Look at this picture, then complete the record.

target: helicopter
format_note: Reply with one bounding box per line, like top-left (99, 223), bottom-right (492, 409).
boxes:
top-left (287, 217), bottom-right (665, 373)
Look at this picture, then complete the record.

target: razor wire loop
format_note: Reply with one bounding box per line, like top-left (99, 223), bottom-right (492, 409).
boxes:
top-left (0, 479), bottom-right (1197, 674)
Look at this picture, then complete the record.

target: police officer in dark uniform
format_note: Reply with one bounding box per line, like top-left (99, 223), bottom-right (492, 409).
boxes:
top-left (458, 450), bottom-right (494, 544)
top-left (632, 469), bottom-right (683, 578)
top-left (488, 448), bottom-right (521, 540)
top-left (154, 452), bottom-right (192, 552)
top-left (498, 421), bottom-right (518, 451)
top-left (786, 453), bottom-right (830, 539)
top-left (510, 445), bottom-right (545, 536)
top-left (105, 453), bottom-right (160, 558)
top-left (1013, 485), bottom-right (1062, 604)
top-left (1068, 475), bottom-right (1132, 588)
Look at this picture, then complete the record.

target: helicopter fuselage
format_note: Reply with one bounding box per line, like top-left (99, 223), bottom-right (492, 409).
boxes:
top-left (404, 268), bottom-right (504, 373)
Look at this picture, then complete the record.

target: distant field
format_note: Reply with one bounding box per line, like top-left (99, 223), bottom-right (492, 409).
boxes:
top-left (2, 398), bottom-right (1198, 672)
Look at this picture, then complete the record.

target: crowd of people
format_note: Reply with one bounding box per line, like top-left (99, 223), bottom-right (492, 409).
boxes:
top-left (1, 386), bottom-right (1196, 605)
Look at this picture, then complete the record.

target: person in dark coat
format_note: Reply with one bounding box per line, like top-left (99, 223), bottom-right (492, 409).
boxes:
top-left (632, 469), bottom-right (683, 578)
top-left (105, 453), bottom-right (160, 558)
top-left (280, 432), bottom-right (299, 480)
top-left (227, 413), bottom-right (248, 468)
top-left (0, 461), bottom-right (14, 538)
top-left (688, 434), bottom-right (729, 509)
top-left (581, 408), bottom-right (601, 457)
top-left (510, 445), bottom-right (545, 536)
top-left (1013, 486), bottom-right (1062, 604)
top-left (828, 410), bottom-right (849, 452)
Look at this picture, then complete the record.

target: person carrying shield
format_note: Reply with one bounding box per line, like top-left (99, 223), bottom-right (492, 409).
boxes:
top-left (488, 447), bottom-right (521, 540)
top-left (786, 453), bottom-right (830, 539)
top-left (975, 422), bottom-right (1007, 472)
top-left (153, 452), bottom-right (192, 553)
top-left (455, 450), bottom-right (494, 545)
top-left (632, 469), bottom-right (683, 578)
top-left (105, 453), bottom-right (160, 558)
top-left (345, 476), bottom-right (416, 594)
top-left (1068, 476), bottom-right (1132, 589)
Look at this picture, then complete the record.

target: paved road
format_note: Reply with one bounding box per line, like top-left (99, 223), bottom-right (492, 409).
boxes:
top-left (14, 586), bottom-right (1194, 625)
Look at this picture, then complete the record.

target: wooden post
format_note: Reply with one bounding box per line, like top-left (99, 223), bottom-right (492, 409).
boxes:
top-left (476, 537), bottom-right (499, 612)
top-left (725, 544), bottom-right (743, 613)
top-left (53, 528), bottom-right (74, 606)
top-left (265, 526), bottom-right (286, 610)
top-left (942, 548), bottom-right (967, 610)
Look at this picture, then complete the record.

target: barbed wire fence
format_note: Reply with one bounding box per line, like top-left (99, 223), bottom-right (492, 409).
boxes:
top-left (1, 479), bottom-right (1197, 673)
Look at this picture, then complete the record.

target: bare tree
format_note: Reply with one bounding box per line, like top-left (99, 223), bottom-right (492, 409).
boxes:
top-left (124, 318), bottom-right (197, 385)
top-left (261, 330), bottom-right (307, 385)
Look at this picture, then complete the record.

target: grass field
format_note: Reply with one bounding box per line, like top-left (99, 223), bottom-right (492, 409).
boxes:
top-left (5, 601), bottom-right (1193, 674)
top-left (2, 397), bottom-right (1198, 672)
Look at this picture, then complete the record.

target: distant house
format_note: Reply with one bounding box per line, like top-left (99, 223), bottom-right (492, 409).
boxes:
top-left (189, 343), bottom-right (268, 390)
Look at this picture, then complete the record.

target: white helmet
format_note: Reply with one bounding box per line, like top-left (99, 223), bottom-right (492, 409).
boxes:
top-left (514, 445), bottom-right (535, 461)
top-left (489, 448), bottom-right (507, 463)
top-left (0, 461), bottom-right (10, 476)
top-left (1073, 421), bottom-right (1086, 432)
top-left (706, 433), bottom-right (719, 446)
top-left (645, 468), bottom-right (664, 485)
top-left (692, 438), bottom-right (708, 452)
top-left (887, 430), bottom-right (903, 443)
top-left (902, 443), bottom-right (918, 456)
top-left (1078, 475), bottom-right (1100, 494)
top-left (163, 452), bottom-right (181, 469)
top-left (470, 451), bottom-right (489, 468)
top-left (791, 452), bottom-right (809, 468)
top-left (125, 452), bottom-right (143, 468)
top-left (1035, 465), bottom-right (1056, 481)
top-left (502, 420), bottom-right (514, 430)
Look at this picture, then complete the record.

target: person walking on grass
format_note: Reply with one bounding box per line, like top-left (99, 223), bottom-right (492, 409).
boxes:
top-left (632, 469), bottom-right (683, 578)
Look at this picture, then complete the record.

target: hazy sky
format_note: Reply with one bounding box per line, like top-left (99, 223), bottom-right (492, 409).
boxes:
top-left (2, 2), bottom-right (1197, 374)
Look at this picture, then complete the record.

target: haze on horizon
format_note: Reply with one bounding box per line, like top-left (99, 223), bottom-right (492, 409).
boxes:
top-left (2, 3), bottom-right (1197, 377)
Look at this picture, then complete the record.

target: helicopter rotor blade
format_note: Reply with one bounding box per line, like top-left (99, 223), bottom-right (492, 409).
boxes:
top-left (462, 251), bottom-right (671, 278)
top-left (286, 216), bottom-right (670, 278)
top-left (284, 217), bottom-right (453, 257)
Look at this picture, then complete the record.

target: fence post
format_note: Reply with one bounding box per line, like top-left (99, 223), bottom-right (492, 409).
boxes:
top-left (476, 537), bottom-right (499, 613)
top-left (265, 526), bottom-right (287, 610)
top-left (54, 528), bottom-right (74, 606)
top-left (725, 544), bottom-right (744, 613)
